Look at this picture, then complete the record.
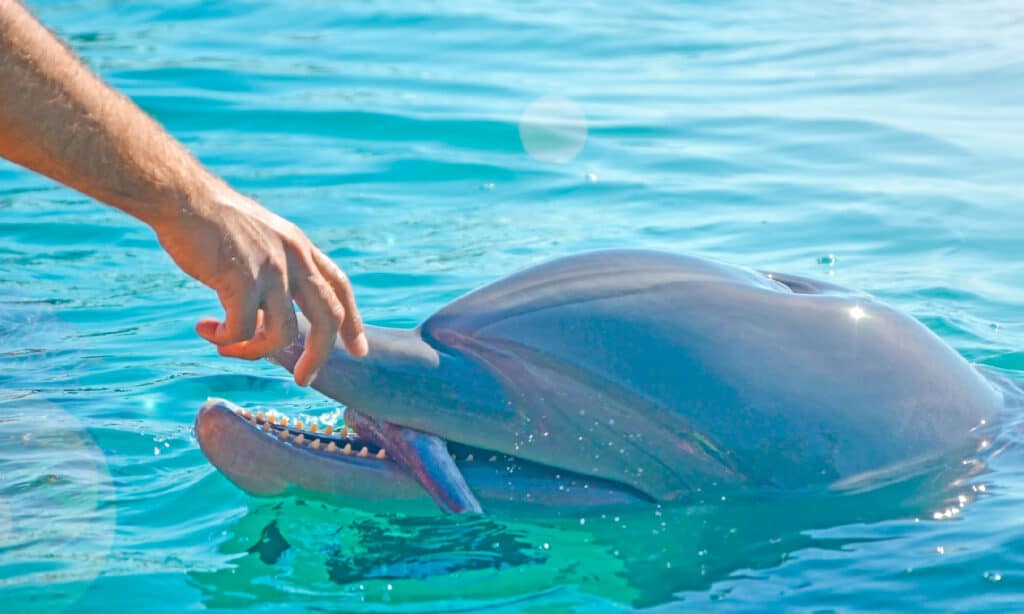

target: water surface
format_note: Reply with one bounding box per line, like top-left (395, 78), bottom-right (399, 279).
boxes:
top-left (3, 1), bottom-right (1024, 610)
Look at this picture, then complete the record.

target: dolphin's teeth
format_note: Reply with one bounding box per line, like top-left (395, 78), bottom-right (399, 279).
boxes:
top-left (261, 422), bottom-right (270, 432)
top-left (256, 411), bottom-right (265, 423)
top-left (342, 443), bottom-right (353, 455)
top-left (279, 416), bottom-right (289, 427)
top-left (376, 448), bottom-right (387, 460)
top-left (325, 425), bottom-right (334, 435)
top-left (326, 441), bottom-right (337, 453)
top-left (358, 446), bottom-right (369, 458)
top-left (489, 455), bottom-right (497, 462)
top-left (466, 454), bottom-right (474, 462)
top-left (294, 434), bottom-right (305, 445)
top-left (277, 429), bottom-right (289, 440)
top-left (341, 426), bottom-right (350, 437)
top-left (310, 439), bottom-right (321, 450)
top-left (242, 410), bottom-right (253, 420)
top-left (232, 407), bottom-right (241, 415)
top-left (310, 424), bottom-right (318, 433)
top-left (294, 421), bottom-right (304, 431)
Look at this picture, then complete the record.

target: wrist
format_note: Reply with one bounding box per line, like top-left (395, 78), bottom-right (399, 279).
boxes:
top-left (143, 172), bottom-right (234, 234)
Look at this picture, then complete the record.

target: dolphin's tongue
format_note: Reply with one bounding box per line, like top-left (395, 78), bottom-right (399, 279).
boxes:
top-left (344, 409), bottom-right (482, 514)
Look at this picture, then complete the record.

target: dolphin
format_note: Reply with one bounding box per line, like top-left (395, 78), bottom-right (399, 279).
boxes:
top-left (195, 249), bottom-right (1005, 515)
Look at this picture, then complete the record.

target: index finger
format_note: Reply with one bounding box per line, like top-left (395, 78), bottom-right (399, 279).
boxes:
top-left (312, 250), bottom-right (368, 357)
top-left (289, 265), bottom-right (344, 386)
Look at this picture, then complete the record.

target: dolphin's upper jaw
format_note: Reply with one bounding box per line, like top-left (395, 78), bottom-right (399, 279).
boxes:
top-left (194, 398), bottom-right (405, 500)
top-left (249, 410), bottom-right (386, 458)
top-left (215, 401), bottom-right (389, 460)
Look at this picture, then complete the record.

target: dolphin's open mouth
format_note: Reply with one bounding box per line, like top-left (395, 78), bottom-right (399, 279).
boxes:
top-left (219, 402), bottom-right (479, 512)
top-left (195, 398), bottom-right (648, 514)
top-left (232, 406), bottom-right (388, 460)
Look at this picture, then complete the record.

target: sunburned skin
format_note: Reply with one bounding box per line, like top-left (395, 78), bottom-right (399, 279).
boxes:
top-left (196, 250), bottom-right (1009, 515)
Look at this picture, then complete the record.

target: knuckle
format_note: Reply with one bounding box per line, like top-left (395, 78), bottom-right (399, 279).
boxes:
top-left (345, 307), bottom-right (363, 326)
top-left (332, 267), bottom-right (351, 287)
top-left (268, 256), bottom-right (288, 278)
top-left (260, 260), bottom-right (288, 289)
top-left (313, 276), bottom-right (335, 298)
top-left (279, 219), bottom-right (302, 238)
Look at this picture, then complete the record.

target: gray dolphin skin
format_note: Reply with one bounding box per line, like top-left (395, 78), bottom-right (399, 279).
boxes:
top-left (195, 249), bottom-right (1005, 515)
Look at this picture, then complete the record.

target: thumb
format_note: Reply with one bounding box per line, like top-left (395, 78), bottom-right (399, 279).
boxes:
top-left (195, 318), bottom-right (222, 342)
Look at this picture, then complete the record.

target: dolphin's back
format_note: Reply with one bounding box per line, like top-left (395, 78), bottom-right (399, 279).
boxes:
top-left (418, 250), bottom-right (1001, 500)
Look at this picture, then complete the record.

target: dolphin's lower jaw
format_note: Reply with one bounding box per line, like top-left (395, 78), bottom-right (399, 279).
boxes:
top-left (195, 398), bottom-right (647, 515)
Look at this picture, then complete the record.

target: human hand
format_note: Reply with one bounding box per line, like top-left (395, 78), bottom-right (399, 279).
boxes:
top-left (0, 0), bottom-right (364, 384)
top-left (154, 185), bottom-right (368, 386)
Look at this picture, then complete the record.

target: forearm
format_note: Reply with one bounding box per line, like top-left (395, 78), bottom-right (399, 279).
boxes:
top-left (0, 1), bottom-right (368, 379)
top-left (0, 0), bottom-right (221, 226)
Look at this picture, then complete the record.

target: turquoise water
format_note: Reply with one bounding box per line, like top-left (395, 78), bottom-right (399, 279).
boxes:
top-left (3, 0), bottom-right (1024, 610)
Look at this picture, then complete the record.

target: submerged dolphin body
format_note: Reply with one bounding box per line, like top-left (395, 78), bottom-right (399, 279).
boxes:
top-left (195, 250), bottom-right (1004, 514)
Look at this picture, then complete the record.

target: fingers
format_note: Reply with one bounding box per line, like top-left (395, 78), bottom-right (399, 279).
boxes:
top-left (190, 220), bottom-right (365, 388)
top-left (195, 317), bottom-right (222, 341)
top-left (290, 265), bottom-right (345, 387)
top-left (312, 250), bottom-right (368, 357)
top-left (217, 284), bottom-right (298, 360)
top-left (196, 286), bottom-right (260, 346)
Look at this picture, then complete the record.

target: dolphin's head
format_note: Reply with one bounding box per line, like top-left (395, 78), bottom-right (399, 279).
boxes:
top-left (197, 250), bottom-right (1004, 515)
top-left (199, 319), bottom-right (648, 514)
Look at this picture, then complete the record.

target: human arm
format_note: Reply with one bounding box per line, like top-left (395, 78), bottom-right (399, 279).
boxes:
top-left (0, 0), bottom-right (367, 385)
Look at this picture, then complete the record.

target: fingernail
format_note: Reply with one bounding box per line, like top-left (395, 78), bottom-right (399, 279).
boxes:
top-left (354, 332), bottom-right (369, 356)
top-left (307, 369), bottom-right (320, 385)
